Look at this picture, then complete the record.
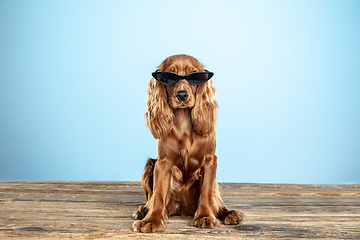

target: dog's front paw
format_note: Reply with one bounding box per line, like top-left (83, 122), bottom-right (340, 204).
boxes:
top-left (191, 215), bottom-right (219, 228)
top-left (133, 219), bottom-right (165, 233)
top-left (223, 210), bottom-right (244, 225)
top-left (133, 205), bottom-right (149, 220)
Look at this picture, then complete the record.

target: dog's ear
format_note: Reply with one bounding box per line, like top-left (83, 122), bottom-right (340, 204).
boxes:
top-left (191, 80), bottom-right (218, 136)
top-left (145, 78), bottom-right (173, 139)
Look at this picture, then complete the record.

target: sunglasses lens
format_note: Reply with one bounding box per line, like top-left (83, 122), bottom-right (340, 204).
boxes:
top-left (153, 72), bottom-right (179, 85)
top-left (187, 72), bottom-right (213, 85)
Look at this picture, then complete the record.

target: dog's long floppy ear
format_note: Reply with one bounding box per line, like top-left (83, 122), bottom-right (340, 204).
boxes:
top-left (145, 78), bottom-right (174, 139)
top-left (191, 80), bottom-right (218, 136)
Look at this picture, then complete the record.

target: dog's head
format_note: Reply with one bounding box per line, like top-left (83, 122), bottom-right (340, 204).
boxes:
top-left (145, 54), bottom-right (218, 139)
top-left (156, 55), bottom-right (204, 109)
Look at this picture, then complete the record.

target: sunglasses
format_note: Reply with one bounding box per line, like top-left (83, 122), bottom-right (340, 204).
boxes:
top-left (152, 70), bottom-right (214, 86)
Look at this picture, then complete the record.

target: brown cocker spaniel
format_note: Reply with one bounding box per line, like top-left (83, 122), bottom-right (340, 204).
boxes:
top-left (133, 54), bottom-right (244, 233)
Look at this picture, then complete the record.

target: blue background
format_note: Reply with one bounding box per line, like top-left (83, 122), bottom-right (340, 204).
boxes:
top-left (1, 0), bottom-right (359, 184)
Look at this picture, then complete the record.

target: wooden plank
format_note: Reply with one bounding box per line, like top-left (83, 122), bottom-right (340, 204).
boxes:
top-left (0, 181), bottom-right (359, 239)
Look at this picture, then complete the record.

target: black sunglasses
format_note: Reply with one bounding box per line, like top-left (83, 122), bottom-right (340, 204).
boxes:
top-left (152, 70), bottom-right (214, 86)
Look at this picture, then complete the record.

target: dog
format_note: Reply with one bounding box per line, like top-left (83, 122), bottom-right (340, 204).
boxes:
top-left (133, 54), bottom-right (244, 233)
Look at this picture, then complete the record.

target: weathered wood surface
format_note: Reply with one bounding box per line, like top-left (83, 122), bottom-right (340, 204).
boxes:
top-left (0, 181), bottom-right (359, 239)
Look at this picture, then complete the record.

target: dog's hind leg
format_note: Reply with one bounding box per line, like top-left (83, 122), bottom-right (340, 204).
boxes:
top-left (214, 183), bottom-right (244, 225)
top-left (133, 158), bottom-right (156, 220)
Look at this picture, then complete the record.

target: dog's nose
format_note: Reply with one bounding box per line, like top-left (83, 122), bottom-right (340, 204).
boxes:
top-left (176, 91), bottom-right (189, 101)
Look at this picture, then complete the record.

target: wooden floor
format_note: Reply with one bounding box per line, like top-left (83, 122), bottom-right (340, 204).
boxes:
top-left (0, 181), bottom-right (359, 239)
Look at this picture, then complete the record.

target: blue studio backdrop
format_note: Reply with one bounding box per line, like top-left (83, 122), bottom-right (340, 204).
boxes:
top-left (0, 0), bottom-right (359, 184)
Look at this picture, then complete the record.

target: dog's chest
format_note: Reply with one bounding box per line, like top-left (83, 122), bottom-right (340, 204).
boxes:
top-left (172, 109), bottom-right (202, 174)
top-left (173, 109), bottom-right (192, 150)
top-left (173, 108), bottom-right (191, 132)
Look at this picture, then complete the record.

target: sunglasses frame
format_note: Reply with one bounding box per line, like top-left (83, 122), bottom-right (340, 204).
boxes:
top-left (152, 70), bottom-right (214, 86)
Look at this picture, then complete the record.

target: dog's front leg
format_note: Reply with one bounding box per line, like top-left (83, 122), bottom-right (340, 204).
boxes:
top-left (191, 155), bottom-right (220, 228)
top-left (133, 159), bottom-right (172, 233)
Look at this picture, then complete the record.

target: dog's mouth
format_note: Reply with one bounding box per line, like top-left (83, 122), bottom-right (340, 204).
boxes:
top-left (177, 102), bottom-right (189, 108)
top-left (169, 98), bottom-right (194, 109)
